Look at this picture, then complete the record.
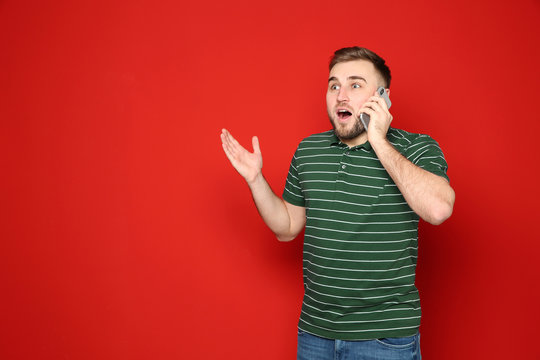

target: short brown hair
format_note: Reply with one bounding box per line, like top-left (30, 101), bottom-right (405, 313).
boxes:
top-left (329, 47), bottom-right (391, 88)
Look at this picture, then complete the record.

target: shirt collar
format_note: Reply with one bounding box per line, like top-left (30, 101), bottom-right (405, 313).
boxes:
top-left (328, 130), bottom-right (373, 151)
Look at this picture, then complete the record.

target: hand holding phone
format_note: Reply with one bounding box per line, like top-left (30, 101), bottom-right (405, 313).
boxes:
top-left (360, 87), bottom-right (392, 131)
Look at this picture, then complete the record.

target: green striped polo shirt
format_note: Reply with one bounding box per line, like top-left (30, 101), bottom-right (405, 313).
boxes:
top-left (282, 127), bottom-right (449, 340)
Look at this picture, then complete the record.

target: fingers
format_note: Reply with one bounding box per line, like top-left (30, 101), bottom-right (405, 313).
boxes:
top-left (221, 129), bottom-right (242, 156)
top-left (361, 96), bottom-right (392, 123)
top-left (363, 96), bottom-right (388, 112)
top-left (360, 96), bottom-right (393, 138)
top-left (252, 136), bottom-right (261, 155)
top-left (221, 128), bottom-right (240, 149)
top-left (361, 101), bottom-right (380, 114)
top-left (221, 129), bottom-right (240, 162)
top-left (220, 129), bottom-right (263, 181)
top-left (221, 137), bottom-right (236, 163)
top-left (221, 128), bottom-right (261, 159)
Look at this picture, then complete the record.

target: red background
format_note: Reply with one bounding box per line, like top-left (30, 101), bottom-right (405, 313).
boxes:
top-left (1, 0), bottom-right (539, 358)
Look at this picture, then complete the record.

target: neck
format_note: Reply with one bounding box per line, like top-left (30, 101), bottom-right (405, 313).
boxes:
top-left (339, 131), bottom-right (369, 148)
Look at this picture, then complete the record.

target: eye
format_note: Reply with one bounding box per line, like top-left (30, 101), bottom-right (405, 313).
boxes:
top-left (330, 84), bottom-right (340, 90)
top-left (352, 83), bottom-right (361, 89)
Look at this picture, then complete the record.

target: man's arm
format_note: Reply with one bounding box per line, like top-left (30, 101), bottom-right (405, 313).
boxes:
top-left (370, 138), bottom-right (455, 225)
top-left (360, 96), bottom-right (455, 225)
top-left (220, 129), bottom-right (306, 241)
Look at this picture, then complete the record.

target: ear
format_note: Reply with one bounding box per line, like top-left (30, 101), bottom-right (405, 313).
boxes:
top-left (386, 88), bottom-right (390, 97)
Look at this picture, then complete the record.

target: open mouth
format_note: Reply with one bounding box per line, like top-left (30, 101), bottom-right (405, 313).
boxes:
top-left (337, 109), bottom-right (352, 120)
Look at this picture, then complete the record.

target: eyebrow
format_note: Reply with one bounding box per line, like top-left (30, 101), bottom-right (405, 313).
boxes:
top-left (328, 76), bottom-right (368, 83)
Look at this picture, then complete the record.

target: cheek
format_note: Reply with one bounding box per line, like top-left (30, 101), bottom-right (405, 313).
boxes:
top-left (326, 93), bottom-right (334, 109)
top-left (353, 95), bottom-right (370, 110)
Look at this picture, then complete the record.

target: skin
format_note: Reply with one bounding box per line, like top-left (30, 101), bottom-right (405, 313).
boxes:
top-left (326, 59), bottom-right (384, 145)
top-left (220, 129), bottom-right (306, 241)
top-left (221, 59), bottom-right (455, 242)
top-left (327, 60), bottom-right (455, 225)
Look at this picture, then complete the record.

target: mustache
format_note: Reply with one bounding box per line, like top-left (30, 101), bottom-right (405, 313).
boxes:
top-left (335, 103), bottom-right (354, 112)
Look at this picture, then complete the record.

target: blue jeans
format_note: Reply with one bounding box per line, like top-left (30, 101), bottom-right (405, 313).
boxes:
top-left (297, 330), bottom-right (421, 360)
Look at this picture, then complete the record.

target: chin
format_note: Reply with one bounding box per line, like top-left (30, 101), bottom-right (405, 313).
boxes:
top-left (331, 118), bottom-right (364, 140)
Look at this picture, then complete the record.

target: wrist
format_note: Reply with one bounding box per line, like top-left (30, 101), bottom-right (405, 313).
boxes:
top-left (369, 134), bottom-right (389, 149)
top-left (246, 171), bottom-right (264, 187)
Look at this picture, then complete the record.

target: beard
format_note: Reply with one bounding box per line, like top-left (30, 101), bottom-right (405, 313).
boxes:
top-left (328, 112), bottom-right (365, 140)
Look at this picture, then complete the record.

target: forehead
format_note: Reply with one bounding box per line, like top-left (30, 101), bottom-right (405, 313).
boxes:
top-left (329, 59), bottom-right (379, 82)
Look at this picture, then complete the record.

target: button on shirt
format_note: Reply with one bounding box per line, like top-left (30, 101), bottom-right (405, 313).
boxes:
top-left (282, 127), bottom-right (449, 341)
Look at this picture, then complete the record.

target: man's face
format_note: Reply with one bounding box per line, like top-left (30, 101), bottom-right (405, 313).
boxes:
top-left (326, 60), bottom-right (381, 141)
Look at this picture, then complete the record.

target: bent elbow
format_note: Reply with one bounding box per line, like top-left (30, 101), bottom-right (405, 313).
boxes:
top-left (276, 234), bottom-right (296, 242)
top-left (429, 205), bottom-right (453, 225)
top-left (428, 194), bottom-right (455, 225)
top-left (276, 220), bottom-right (305, 242)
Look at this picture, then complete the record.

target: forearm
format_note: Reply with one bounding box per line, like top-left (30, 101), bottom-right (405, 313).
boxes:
top-left (371, 138), bottom-right (455, 225)
top-left (247, 173), bottom-right (301, 241)
top-left (220, 129), bottom-right (305, 240)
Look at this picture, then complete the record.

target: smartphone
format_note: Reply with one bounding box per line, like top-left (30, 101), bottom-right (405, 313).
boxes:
top-left (360, 87), bottom-right (392, 130)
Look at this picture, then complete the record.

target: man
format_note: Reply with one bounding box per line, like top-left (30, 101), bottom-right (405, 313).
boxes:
top-left (220, 47), bottom-right (455, 360)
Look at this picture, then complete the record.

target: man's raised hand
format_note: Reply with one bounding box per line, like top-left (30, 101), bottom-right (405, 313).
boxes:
top-left (221, 129), bottom-right (263, 184)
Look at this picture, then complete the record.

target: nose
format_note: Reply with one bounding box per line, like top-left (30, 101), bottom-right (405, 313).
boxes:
top-left (337, 87), bottom-right (349, 102)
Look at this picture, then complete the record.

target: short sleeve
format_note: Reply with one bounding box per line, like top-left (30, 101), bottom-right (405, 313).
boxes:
top-left (405, 134), bottom-right (450, 182)
top-left (282, 151), bottom-right (305, 206)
